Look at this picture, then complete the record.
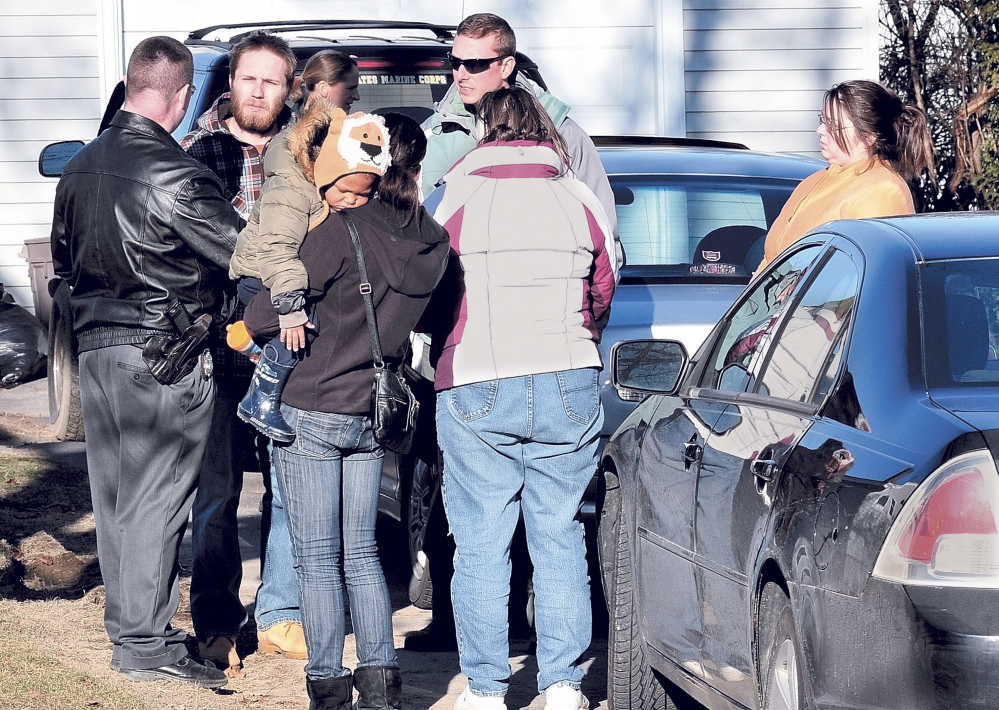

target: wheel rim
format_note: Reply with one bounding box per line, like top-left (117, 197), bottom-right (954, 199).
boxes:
top-left (51, 323), bottom-right (66, 420)
top-left (769, 638), bottom-right (800, 710)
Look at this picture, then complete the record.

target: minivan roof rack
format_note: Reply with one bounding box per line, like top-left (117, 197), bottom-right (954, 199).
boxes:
top-left (187, 20), bottom-right (456, 46)
top-left (593, 135), bottom-right (749, 150)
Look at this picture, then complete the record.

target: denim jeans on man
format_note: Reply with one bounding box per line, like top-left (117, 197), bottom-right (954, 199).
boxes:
top-left (273, 405), bottom-right (397, 679)
top-left (437, 368), bottom-right (602, 697)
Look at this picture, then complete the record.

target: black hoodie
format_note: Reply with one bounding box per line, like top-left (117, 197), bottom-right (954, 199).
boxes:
top-left (244, 198), bottom-right (449, 414)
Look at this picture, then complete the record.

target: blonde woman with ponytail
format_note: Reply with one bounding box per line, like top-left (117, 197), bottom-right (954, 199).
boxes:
top-left (755, 79), bottom-right (930, 275)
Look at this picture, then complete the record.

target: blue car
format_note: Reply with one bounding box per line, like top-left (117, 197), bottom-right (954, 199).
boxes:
top-left (601, 212), bottom-right (999, 709)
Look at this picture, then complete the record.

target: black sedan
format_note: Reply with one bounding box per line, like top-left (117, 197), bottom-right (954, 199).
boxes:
top-left (598, 212), bottom-right (999, 709)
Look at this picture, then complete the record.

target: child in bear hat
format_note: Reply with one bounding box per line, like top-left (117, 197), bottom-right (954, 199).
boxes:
top-left (228, 103), bottom-right (390, 442)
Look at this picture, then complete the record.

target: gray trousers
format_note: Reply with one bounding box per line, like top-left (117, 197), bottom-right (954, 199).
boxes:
top-left (79, 344), bottom-right (215, 670)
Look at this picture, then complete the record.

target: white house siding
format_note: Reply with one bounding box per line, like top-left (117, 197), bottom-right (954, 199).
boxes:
top-left (0, 0), bottom-right (102, 312)
top-left (682, 0), bottom-right (879, 154)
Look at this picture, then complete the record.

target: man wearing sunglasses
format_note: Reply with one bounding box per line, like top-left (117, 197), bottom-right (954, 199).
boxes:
top-left (421, 12), bottom-right (618, 264)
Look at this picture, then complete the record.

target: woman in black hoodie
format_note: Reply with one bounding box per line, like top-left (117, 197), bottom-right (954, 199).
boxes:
top-left (244, 113), bottom-right (449, 710)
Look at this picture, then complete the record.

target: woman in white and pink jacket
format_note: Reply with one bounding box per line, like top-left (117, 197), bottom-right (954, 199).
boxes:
top-left (426, 86), bottom-right (616, 710)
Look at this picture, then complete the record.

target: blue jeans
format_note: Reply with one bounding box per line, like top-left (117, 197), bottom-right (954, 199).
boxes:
top-left (273, 405), bottom-right (397, 680)
top-left (437, 369), bottom-right (602, 697)
top-left (255, 444), bottom-right (302, 631)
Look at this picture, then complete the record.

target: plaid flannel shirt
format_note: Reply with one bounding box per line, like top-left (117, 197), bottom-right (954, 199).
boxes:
top-left (180, 93), bottom-right (294, 219)
top-left (180, 93), bottom-right (295, 381)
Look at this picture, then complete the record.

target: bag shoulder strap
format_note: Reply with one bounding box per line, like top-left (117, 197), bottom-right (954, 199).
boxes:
top-left (342, 211), bottom-right (385, 368)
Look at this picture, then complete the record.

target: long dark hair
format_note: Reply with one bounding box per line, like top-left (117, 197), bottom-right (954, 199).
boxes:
top-left (378, 113), bottom-right (426, 227)
top-left (477, 86), bottom-right (571, 172)
top-left (824, 80), bottom-right (930, 181)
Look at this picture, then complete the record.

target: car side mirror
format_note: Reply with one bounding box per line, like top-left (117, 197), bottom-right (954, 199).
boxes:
top-left (612, 339), bottom-right (689, 397)
top-left (38, 141), bottom-right (85, 178)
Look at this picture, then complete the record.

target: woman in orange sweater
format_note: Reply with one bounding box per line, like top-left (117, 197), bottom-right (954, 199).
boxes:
top-left (755, 80), bottom-right (929, 275)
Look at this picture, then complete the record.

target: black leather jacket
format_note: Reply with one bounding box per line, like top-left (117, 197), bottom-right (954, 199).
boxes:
top-left (51, 111), bottom-right (242, 352)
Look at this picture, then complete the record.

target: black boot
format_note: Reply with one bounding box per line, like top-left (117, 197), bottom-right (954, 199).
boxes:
top-left (307, 674), bottom-right (354, 710)
top-left (237, 344), bottom-right (296, 442)
top-left (353, 665), bottom-right (402, 710)
top-left (404, 620), bottom-right (457, 652)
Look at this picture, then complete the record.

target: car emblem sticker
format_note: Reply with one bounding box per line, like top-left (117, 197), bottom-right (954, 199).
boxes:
top-left (702, 250), bottom-right (722, 262)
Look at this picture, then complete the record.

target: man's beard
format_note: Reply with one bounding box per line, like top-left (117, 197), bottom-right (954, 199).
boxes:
top-left (230, 94), bottom-right (284, 134)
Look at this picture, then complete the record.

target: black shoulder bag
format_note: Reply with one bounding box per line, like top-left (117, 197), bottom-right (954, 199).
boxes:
top-left (342, 212), bottom-right (420, 455)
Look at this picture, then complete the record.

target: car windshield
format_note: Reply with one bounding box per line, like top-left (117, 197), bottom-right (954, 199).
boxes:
top-left (610, 175), bottom-right (798, 283)
top-left (921, 258), bottom-right (999, 388)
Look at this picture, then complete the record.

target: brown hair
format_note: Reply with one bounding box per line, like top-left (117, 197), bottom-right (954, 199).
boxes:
top-left (228, 32), bottom-right (296, 87)
top-left (378, 113), bottom-right (426, 227)
top-left (456, 13), bottom-right (516, 57)
top-left (477, 87), bottom-right (570, 171)
top-left (289, 50), bottom-right (358, 104)
top-left (824, 80), bottom-right (930, 180)
top-left (125, 36), bottom-right (193, 102)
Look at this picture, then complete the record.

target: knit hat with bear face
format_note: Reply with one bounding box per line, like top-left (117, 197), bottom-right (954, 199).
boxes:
top-left (313, 108), bottom-right (392, 194)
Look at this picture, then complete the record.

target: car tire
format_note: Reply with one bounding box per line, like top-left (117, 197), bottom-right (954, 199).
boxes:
top-left (47, 281), bottom-right (84, 442)
top-left (406, 452), bottom-right (438, 609)
top-left (759, 581), bottom-right (805, 710)
top-left (606, 504), bottom-right (669, 710)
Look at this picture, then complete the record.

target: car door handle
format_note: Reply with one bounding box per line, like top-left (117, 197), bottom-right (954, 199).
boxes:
top-left (751, 458), bottom-right (778, 482)
top-left (683, 441), bottom-right (703, 469)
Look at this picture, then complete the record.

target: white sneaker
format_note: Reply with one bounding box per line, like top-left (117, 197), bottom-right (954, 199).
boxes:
top-left (454, 686), bottom-right (507, 710)
top-left (544, 684), bottom-right (589, 710)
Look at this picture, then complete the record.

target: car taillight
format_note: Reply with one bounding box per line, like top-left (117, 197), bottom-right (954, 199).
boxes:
top-left (873, 450), bottom-right (999, 587)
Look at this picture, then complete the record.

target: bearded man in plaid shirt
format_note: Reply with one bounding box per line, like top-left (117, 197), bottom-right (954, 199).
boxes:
top-left (180, 31), bottom-right (306, 670)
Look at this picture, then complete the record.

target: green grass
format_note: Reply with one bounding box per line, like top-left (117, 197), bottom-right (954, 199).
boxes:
top-left (0, 607), bottom-right (146, 710)
top-left (0, 452), bottom-right (45, 494)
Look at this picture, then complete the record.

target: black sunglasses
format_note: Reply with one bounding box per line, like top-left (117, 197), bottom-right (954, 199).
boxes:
top-left (446, 53), bottom-right (507, 74)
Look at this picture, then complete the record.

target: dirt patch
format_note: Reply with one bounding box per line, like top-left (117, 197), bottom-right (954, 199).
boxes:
top-left (0, 412), bottom-right (56, 445)
top-left (0, 400), bottom-right (608, 709)
top-left (0, 428), bottom-right (315, 709)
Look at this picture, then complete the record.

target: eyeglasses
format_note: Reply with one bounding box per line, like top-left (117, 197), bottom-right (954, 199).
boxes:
top-left (446, 53), bottom-right (507, 74)
top-left (817, 113), bottom-right (855, 132)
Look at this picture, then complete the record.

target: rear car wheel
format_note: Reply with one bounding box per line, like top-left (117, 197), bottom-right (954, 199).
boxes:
top-left (606, 503), bottom-right (668, 710)
top-left (759, 581), bottom-right (805, 710)
top-left (47, 280), bottom-right (84, 441)
top-left (406, 452), bottom-right (438, 609)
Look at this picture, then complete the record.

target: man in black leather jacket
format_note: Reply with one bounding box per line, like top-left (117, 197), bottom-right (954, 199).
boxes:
top-left (50, 36), bottom-right (241, 689)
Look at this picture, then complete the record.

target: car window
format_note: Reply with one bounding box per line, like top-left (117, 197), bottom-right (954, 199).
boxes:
top-left (609, 175), bottom-right (799, 280)
top-left (701, 245), bottom-right (824, 394)
top-left (756, 249), bottom-right (859, 403)
top-left (921, 258), bottom-right (999, 387)
top-left (351, 62), bottom-right (450, 121)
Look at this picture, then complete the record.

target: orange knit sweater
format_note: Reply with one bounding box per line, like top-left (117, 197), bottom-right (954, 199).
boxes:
top-left (756, 158), bottom-right (914, 274)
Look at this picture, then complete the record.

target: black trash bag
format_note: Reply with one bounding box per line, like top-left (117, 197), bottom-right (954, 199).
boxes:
top-left (0, 283), bottom-right (47, 389)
